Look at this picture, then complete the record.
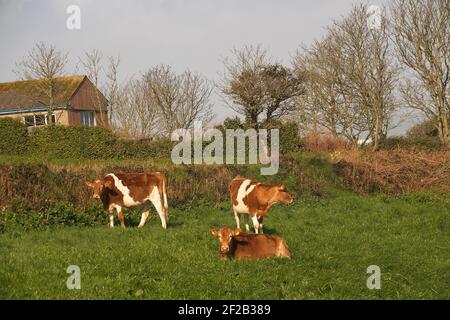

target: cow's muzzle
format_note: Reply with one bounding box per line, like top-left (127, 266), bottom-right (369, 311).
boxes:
top-left (220, 246), bottom-right (229, 254)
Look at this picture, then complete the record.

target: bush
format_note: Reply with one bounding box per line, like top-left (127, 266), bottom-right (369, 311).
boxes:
top-left (407, 119), bottom-right (439, 139)
top-left (0, 118), bottom-right (28, 155)
top-left (263, 121), bottom-right (303, 154)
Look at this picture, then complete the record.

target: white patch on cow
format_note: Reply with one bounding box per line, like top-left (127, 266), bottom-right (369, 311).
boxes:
top-left (107, 173), bottom-right (142, 207)
top-left (138, 211), bottom-right (150, 228)
top-left (233, 179), bottom-right (258, 214)
top-left (109, 214), bottom-right (114, 228)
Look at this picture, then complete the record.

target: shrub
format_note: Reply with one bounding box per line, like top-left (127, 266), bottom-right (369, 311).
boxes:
top-left (380, 136), bottom-right (443, 150)
top-left (407, 119), bottom-right (439, 139)
top-left (263, 121), bottom-right (302, 153)
top-left (0, 118), bottom-right (28, 155)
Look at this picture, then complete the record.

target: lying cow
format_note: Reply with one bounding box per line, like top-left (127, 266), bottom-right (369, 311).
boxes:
top-left (229, 176), bottom-right (293, 234)
top-left (210, 225), bottom-right (292, 260)
top-left (85, 172), bottom-right (168, 229)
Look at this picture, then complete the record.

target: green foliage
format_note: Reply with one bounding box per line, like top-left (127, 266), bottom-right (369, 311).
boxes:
top-left (0, 123), bottom-right (175, 160)
top-left (380, 136), bottom-right (443, 150)
top-left (29, 125), bottom-right (118, 159)
top-left (0, 118), bottom-right (28, 155)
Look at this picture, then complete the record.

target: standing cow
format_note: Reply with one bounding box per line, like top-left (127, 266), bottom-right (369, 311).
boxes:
top-left (229, 176), bottom-right (293, 234)
top-left (85, 172), bottom-right (168, 229)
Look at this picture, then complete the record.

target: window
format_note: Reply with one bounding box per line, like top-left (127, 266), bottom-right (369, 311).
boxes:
top-left (35, 115), bottom-right (45, 126)
top-left (45, 114), bottom-right (56, 125)
top-left (24, 116), bottom-right (35, 127)
top-left (24, 114), bottom-right (57, 127)
top-left (81, 111), bottom-right (95, 127)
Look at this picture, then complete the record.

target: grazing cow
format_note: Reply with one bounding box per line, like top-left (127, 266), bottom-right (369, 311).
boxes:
top-left (229, 176), bottom-right (293, 234)
top-left (85, 172), bottom-right (168, 229)
top-left (209, 225), bottom-right (292, 260)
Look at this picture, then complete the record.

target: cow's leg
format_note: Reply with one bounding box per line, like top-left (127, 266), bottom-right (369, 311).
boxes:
top-left (258, 216), bottom-right (264, 234)
top-left (251, 215), bottom-right (260, 234)
top-left (108, 206), bottom-right (115, 228)
top-left (109, 214), bottom-right (114, 228)
top-left (243, 214), bottom-right (250, 232)
top-left (138, 211), bottom-right (150, 228)
top-left (150, 188), bottom-right (167, 229)
top-left (116, 205), bottom-right (125, 229)
top-left (233, 209), bottom-right (241, 229)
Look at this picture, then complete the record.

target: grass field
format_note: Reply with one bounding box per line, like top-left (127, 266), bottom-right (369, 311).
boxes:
top-left (1, 191), bottom-right (449, 300)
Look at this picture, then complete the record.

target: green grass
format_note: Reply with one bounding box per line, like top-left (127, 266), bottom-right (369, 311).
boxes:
top-left (1, 191), bottom-right (449, 300)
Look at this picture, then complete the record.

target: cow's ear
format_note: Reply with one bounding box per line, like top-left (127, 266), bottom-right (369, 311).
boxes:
top-left (103, 179), bottom-right (114, 189)
top-left (209, 228), bottom-right (219, 237)
top-left (277, 182), bottom-right (286, 190)
top-left (85, 180), bottom-right (94, 188)
top-left (233, 228), bottom-right (241, 236)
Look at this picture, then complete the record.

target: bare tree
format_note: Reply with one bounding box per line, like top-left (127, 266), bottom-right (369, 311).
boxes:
top-left (144, 65), bottom-right (213, 136)
top-left (112, 78), bottom-right (159, 138)
top-left (391, 0), bottom-right (449, 147)
top-left (105, 55), bottom-right (121, 126)
top-left (78, 49), bottom-right (108, 125)
top-left (332, 4), bottom-right (399, 149)
top-left (294, 5), bottom-right (399, 148)
top-left (14, 42), bottom-right (68, 124)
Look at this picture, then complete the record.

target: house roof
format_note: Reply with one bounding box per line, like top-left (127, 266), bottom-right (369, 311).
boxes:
top-left (0, 75), bottom-right (86, 114)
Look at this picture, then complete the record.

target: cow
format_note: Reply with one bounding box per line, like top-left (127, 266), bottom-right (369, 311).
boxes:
top-left (229, 176), bottom-right (293, 234)
top-left (209, 225), bottom-right (292, 260)
top-left (85, 172), bottom-right (168, 229)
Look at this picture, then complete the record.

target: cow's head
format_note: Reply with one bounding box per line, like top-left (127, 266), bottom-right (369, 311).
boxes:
top-left (272, 182), bottom-right (293, 205)
top-left (85, 179), bottom-right (113, 200)
top-left (210, 225), bottom-right (240, 254)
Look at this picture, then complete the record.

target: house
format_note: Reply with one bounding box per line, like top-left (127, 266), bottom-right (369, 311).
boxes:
top-left (0, 75), bottom-right (108, 127)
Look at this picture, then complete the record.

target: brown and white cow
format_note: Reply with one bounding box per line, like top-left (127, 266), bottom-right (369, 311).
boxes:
top-left (229, 176), bottom-right (293, 234)
top-left (210, 225), bottom-right (292, 260)
top-left (85, 172), bottom-right (168, 229)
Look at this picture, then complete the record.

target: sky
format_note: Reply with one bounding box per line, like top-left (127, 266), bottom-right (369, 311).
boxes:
top-left (1, 0), bottom-right (410, 133)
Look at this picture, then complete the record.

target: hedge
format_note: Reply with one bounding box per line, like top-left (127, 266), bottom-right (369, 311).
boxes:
top-left (0, 120), bottom-right (175, 160)
top-left (0, 118), bottom-right (28, 155)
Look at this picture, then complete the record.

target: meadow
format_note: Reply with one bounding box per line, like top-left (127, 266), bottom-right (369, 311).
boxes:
top-left (1, 190), bottom-right (449, 299)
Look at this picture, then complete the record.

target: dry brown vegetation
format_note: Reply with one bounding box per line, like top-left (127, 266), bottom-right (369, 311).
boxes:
top-left (335, 148), bottom-right (450, 195)
top-left (303, 132), bottom-right (351, 154)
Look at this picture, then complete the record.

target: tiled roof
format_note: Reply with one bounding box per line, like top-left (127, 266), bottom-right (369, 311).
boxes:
top-left (0, 75), bottom-right (86, 113)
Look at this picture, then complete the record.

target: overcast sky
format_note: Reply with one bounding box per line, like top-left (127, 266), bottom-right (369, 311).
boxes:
top-left (1, 0), bottom-right (408, 131)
